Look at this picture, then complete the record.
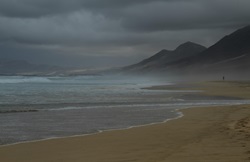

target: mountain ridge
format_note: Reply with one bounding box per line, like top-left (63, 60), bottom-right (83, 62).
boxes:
top-left (124, 41), bottom-right (207, 72)
top-left (123, 25), bottom-right (250, 79)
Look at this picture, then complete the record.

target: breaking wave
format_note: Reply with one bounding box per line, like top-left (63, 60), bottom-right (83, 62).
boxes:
top-left (0, 76), bottom-right (51, 84)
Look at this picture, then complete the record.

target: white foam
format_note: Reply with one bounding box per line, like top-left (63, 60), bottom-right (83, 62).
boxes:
top-left (47, 100), bottom-right (250, 111)
top-left (0, 76), bottom-right (51, 84)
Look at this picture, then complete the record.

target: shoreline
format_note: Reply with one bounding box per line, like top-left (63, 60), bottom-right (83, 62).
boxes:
top-left (1, 104), bottom-right (250, 161)
top-left (1, 81), bottom-right (250, 161)
top-left (2, 101), bottom-right (250, 148)
top-left (0, 108), bottom-right (184, 148)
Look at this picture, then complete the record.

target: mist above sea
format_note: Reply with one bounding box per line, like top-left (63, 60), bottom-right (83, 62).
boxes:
top-left (0, 75), bottom-right (169, 106)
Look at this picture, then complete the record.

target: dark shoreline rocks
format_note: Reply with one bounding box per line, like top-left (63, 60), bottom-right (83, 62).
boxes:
top-left (0, 109), bottom-right (38, 114)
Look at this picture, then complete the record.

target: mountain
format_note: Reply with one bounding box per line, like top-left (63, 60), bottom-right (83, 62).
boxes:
top-left (200, 25), bottom-right (250, 62)
top-left (123, 25), bottom-right (250, 79)
top-left (168, 25), bottom-right (250, 78)
top-left (124, 41), bottom-right (206, 72)
top-left (173, 25), bottom-right (250, 66)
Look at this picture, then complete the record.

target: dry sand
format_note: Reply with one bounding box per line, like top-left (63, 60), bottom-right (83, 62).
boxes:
top-left (0, 81), bottom-right (250, 162)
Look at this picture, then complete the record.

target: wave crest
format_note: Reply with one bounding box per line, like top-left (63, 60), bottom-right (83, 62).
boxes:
top-left (0, 76), bottom-right (51, 84)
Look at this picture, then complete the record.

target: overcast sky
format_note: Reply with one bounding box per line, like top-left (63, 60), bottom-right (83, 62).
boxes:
top-left (0, 0), bottom-right (249, 67)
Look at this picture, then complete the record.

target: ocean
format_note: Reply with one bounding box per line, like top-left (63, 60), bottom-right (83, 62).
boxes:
top-left (0, 75), bottom-right (249, 145)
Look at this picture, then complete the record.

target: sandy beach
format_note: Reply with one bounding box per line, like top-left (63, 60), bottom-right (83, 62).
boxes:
top-left (1, 81), bottom-right (250, 162)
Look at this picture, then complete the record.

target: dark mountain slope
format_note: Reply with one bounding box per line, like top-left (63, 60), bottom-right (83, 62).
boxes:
top-left (121, 25), bottom-right (250, 79)
top-left (171, 25), bottom-right (250, 68)
top-left (203, 25), bottom-right (250, 61)
top-left (124, 41), bottom-right (206, 72)
top-left (159, 25), bottom-right (250, 79)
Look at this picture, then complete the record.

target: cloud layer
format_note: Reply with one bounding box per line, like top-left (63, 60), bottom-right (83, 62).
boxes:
top-left (0, 0), bottom-right (249, 67)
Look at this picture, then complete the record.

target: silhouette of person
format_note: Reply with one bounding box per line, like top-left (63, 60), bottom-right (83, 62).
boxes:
top-left (223, 76), bottom-right (225, 81)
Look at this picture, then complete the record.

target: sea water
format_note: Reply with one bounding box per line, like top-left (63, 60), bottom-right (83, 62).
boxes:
top-left (0, 75), bottom-right (249, 145)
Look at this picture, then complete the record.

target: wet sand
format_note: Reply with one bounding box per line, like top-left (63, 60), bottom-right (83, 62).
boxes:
top-left (0, 81), bottom-right (250, 162)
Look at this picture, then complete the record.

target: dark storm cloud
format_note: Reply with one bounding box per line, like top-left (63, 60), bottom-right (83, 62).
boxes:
top-left (0, 0), bottom-right (76, 18)
top-left (0, 0), bottom-right (167, 18)
top-left (0, 0), bottom-right (249, 67)
top-left (120, 0), bottom-right (250, 31)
